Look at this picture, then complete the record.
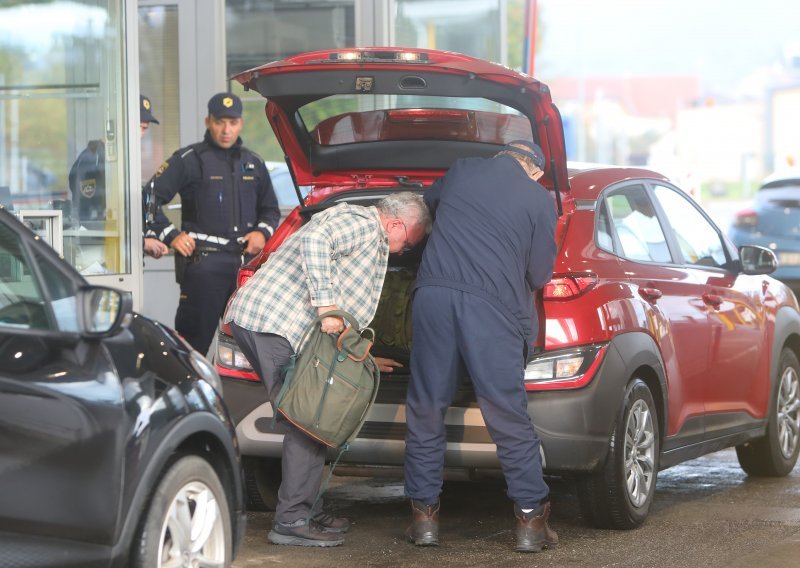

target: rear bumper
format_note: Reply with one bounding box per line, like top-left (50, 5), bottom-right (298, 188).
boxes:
top-left (221, 341), bottom-right (629, 474)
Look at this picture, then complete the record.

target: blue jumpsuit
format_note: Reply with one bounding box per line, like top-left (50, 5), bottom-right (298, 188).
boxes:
top-left (404, 154), bottom-right (557, 509)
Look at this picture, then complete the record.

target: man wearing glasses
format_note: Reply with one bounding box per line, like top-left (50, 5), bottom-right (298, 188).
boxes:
top-left (224, 192), bottom-right (431, 547)
top-left (403, 140), bottom-right (559, 553)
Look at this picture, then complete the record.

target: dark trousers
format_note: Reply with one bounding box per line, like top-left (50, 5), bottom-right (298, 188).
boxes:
top-left (230, 322), bottom-right (327, 524)
top-left (175, 251), bottom-right (240, 356)
top-left (404, 286), bottom-right (549, 509)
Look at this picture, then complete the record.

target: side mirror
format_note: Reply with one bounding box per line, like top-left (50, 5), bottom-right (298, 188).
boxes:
top-left (77, 286), bottom-right (133, 338)
top-left (739, 245), bottom-right (778, 275)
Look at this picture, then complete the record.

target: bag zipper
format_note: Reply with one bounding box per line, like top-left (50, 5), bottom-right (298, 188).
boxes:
top-left (313, 353), bottom-right (339, 427)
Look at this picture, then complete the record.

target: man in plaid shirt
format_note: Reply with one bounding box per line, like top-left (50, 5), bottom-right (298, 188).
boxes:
top-left (224, 192), bottom-right (431, 547)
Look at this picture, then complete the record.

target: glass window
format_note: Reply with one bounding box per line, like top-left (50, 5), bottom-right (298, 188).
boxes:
top-left (34, 252), bottom-right (80, 333)
top-left (139, 5), bottom-right (180, 189)
top-left (0, 1), bottom-right (133, 277)
top-left (652, 184), bottom-right (727, 268)
top-left (605, 185), bottom-right (671, 263)
top-left (226, 0), bottom-right (356, 162)
top-left (0, 222), bottom-right (49, 330)
top-left (298, 94), bottom-right (530, 146)
top-left (395, 0), bottom-right (503, 63)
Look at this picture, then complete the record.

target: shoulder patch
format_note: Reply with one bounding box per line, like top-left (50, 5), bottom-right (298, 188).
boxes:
top-left (154, 161), bottom-right (169, 178)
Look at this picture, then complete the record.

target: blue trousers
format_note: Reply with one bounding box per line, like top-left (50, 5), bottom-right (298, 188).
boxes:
top-left (175, 250), bottom-right (240, 356)
top-left (404, 286), bottom-right (549, 509)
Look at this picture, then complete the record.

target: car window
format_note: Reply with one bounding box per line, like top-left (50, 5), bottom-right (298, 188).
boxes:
top-left (604, 185), bottom-right (671, 263)
top-left (652, 184), bottom-right (727, 268)
top-left (0, 222), bottom-right (50, 330)
top-left (34, 252), bottom-right (80, 333)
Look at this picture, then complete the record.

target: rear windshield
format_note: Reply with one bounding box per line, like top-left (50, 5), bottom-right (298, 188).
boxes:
top-left (298, 94), bottom-right (532, 146)
top-left (760, 178), bottom-right (800, 190)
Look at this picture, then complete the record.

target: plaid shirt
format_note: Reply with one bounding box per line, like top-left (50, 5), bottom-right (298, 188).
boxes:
top-left (224, 203), bottom-right (389, 351)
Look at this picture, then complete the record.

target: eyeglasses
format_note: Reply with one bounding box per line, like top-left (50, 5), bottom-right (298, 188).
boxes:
top-left (399, 221), bottom-right (413, 253)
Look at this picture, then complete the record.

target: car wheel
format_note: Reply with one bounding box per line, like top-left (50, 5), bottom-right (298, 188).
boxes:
top-left (736, 347), bottom-right (800, 476)
top-left (243, 456), bottom-right (282, 511)
top-left (576, 378), bottom-right (659, 529)
top-left (132, 455), bottom-right (231, 567)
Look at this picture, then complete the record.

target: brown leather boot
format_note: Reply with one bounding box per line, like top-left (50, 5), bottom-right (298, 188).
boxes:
top-left (514, 501), bottom-right (558, 552)
top-left (405, 500), bottom-right (440, 546)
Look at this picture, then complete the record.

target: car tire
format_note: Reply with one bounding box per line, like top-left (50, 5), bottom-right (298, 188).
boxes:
top-left (243, 456), bottom-right (282, 511)
top-left (576, 378), bottom-right (659, 529)
top-left (132, 455), bottom-right (231, 567)
top-left (736, 347), bottom-right (800, 476)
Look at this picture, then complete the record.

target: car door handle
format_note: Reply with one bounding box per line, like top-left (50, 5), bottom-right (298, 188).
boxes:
top-left (703, 293), bottom-right (723, 309)
top-left (639, 287), bottom-right (663, 302)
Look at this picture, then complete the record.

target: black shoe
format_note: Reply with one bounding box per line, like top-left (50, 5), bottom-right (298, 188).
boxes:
top-left (514, 501), bottom-right (558, 553)
top-left (312, 510), bottom-right (351, 533)
top-left (405, 500), bottom-right (439, 546)
top-left (268, 519), bottom-right (345, 547)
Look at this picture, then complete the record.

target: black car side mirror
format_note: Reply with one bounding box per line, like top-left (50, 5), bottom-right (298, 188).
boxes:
top-left (738, 245), bottom-right (778, 275)
top-left (77, 285), bottom-right (133, 338)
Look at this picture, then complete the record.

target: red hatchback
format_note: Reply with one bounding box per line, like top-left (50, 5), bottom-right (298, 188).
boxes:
top-left (215, 47), bottom-right (800, 529)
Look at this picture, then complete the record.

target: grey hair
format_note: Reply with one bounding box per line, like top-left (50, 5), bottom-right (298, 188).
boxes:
top-left (376, 192), bottom-right (432, 234)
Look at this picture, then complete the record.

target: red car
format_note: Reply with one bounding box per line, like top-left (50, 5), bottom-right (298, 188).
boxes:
top-left (215, 47), bottom-right (800, 529)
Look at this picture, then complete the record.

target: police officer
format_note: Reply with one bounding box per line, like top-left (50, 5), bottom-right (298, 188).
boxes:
top-left (69, 95), bottom-right (161, 223)
top-left (146, 92), bottom-right (280, 355)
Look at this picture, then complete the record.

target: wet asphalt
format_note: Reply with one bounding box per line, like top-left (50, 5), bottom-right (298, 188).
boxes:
top-left (232, 449), bottom-right (800, 567)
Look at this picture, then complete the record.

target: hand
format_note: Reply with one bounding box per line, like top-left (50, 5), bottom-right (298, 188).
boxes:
top-left (144, 237), bottom-right (168, 259)
top-left (170, 232), bottom-right (196, 257)
top-left (317, 305), bottom-right (344, 334)
top-left (241, 230), bottom-right (266, 255)
top-left (374, 357), bottom-right (403, 373)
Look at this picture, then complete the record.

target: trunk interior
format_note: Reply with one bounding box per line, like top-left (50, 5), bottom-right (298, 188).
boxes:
top-left (306, 188), bottom-right (478, 407)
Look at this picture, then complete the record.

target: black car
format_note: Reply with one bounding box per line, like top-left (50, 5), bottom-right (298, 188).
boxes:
top-left (0, 206), bottom-right (245, 567)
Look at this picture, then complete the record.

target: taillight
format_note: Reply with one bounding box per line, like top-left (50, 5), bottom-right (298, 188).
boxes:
top-left (734, 208), bottom-right (759, 228)
top-left (524, 344), bottom-right (607, 391)
top-left (543, 274), bottom-right (597, 300)
top-left (215, 334), bottom-right (259, 381)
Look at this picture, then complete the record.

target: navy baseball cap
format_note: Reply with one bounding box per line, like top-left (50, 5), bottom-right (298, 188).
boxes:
top-left (208, 92), bottom-right (243, 119)
top-left (140, 95), bottom-right (159, 124)
top-left (506, 139), bottom-right (545, 169)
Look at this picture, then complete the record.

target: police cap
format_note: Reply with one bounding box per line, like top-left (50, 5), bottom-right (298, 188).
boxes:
top-left (140, 95), bottom-right (159, 124)
top-left (208, 92), bottom-right (243, 119)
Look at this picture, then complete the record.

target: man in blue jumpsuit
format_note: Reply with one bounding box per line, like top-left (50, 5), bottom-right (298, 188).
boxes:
top-left (146, 92), bottom-right (279, 355)
top-left (404, 140), bottom-right (558, 553)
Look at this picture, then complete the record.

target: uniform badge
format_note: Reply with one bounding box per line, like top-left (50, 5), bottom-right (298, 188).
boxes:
top-left (223, 97), bottom-right (233, 108)
top-left (155, 162), bottom-right (169, 177)
top-left (80, 179), bottom-right (97, 198)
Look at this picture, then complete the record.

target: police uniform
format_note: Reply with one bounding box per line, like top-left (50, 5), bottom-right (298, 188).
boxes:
top-left (68, 140), bottom-right (106, 221)
top-left (146, 93), bottom-right (280, 355)
top-left (404, 143), bottom-right (557, 511)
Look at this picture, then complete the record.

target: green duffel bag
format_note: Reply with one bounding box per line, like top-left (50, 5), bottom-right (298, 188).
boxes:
top-left (274, 310), bottom-right (380, 449)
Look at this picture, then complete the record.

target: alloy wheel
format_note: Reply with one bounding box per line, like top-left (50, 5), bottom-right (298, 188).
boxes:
top-left (624, 399), bottom-right (656, 508)
top-left (157, 480), bottom-right (226, 568)
top-left (777, 364), bottom-right (800, 459)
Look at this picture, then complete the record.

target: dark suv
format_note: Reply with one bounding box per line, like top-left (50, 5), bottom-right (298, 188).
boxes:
top-left (215, 47), bottom-right (800, 529)
top-left (0, 206), bottom-right (245, 566)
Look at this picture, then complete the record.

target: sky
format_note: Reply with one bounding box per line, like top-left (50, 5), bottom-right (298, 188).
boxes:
top-left (535, 0), bottom-right (800, 95)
